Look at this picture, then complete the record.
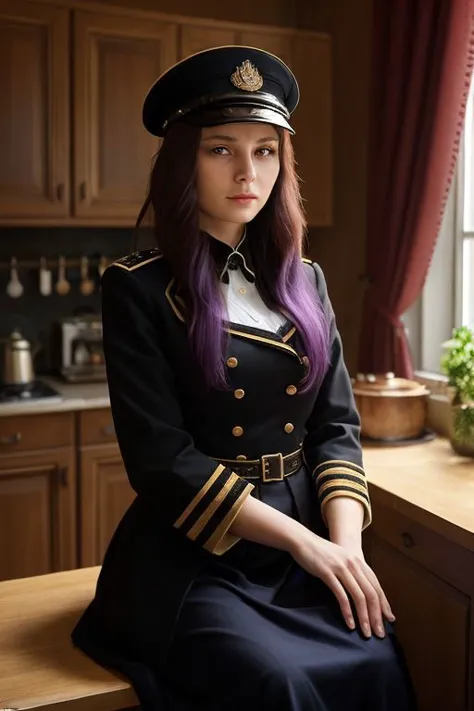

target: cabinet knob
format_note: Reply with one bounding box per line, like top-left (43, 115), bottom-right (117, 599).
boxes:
top-left (56, 183), bottom-right (65, 201)
top-left (101, 424), bottom-right (115, 436)
top-left (401, 532), bottom-right (415, 548)
top-left (57, 466), bottom-right (68, 487)
top-left (0, 432), bottom-right (22, 445)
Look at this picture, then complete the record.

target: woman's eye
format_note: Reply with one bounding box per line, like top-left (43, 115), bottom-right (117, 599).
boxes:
top-left (256, 147), bottom-right (275, 157)
top-left (211, 146), bottom-right (229, 155)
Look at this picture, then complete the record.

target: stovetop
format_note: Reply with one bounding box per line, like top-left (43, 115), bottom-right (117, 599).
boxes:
top-left (0, 380), bottom-right (62, 404)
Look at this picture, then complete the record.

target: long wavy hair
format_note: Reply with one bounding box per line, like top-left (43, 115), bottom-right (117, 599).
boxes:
top-left (136, 121), bottom-right (330, 392)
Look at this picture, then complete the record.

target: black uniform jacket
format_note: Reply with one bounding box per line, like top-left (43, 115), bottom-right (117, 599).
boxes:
top-left (72, 248), bottom-right (371, 664)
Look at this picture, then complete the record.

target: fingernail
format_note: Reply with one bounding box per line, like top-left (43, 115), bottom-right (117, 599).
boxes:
top-left (363, 624), bottom-right (371, 637)
top-left (348, 617), bottom-right (356, 630)
top-left (377, 626), bottom-right (385, 638)
top-left (389, 614), bottom-right (396, 622)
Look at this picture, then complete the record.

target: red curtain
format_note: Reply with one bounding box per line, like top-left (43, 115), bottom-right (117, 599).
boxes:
top-left (358, 0), bottom-right (474, 377)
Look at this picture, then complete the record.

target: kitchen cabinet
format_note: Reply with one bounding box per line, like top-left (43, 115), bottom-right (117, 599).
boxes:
top-left (0, 0), bottom-right (70, 219)
top-left (0, 0), bottom-right (332, 226)
top-left (73, 10), bottom-right (177, 221)
top-left (363, 440), bottom-right (474, 711)
top-left (367, 530), bottom-right (471, 711)
top-left (0, 412), bottom-right (76, 582)
top-left (78, 409), bottom-right (135, 567)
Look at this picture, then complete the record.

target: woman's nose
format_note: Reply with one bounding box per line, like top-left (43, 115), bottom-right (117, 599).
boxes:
top-left (235, 154), bottom-right (257, 183)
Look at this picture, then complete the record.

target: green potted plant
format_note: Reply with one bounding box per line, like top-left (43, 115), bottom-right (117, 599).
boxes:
top-left (441, 325), bottom-right (474, 456)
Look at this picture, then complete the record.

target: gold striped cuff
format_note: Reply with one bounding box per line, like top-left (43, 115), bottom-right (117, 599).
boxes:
top-left (174, 464), bottom-right (225, 530)
top-left (174, 464), bottom-right (254, 553)
top-left (204, 483), bottom-right (254, 555)
top-left (314, 459), bottom-right (371, 530)
top-left (314, 459), bottom-right (365, 478)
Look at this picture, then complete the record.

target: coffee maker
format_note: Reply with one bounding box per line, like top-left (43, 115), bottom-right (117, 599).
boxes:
top-left (53, 315), bottom-right (106, 382)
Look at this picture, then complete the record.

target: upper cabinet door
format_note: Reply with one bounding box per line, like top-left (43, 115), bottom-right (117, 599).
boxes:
top-left (73, 11), bottom-right (177, 222)
top-left (0, 0), bottom-right (70, 220)
top-left (180, 25), bottom-right (237, 59)
top-left (291, 34), bottom-right (332, 227)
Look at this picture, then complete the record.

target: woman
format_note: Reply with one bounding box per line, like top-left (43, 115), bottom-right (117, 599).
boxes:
top-left (72, 46), bottom-right (415, 710)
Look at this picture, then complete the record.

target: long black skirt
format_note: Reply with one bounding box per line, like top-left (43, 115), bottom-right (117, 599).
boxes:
top-left (72, 467), bottom-right (416, 710)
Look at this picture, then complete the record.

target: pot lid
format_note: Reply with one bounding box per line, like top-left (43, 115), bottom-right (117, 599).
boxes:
top-left (352, 372), bottom-right (429, 398)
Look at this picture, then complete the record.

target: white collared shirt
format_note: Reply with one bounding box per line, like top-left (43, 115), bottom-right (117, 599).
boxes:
top-left (221, 267), bottom-right (287, 333)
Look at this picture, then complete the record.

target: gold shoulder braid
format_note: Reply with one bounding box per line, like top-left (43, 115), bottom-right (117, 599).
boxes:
top-left (111, 249), bottom-right (163, 272)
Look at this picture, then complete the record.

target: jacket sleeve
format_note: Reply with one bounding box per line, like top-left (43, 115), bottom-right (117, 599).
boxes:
top-left (101, 264), bottom-right (254, 555)
top-left (303, 262), bottom-right (372, 530)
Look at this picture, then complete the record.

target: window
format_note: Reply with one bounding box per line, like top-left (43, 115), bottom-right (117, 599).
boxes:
top-left (405, 77), bottom-right (474, 375)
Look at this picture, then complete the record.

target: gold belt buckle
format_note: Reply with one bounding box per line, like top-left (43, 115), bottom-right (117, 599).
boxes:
top-left (261, 452), bottom-right (284, 482)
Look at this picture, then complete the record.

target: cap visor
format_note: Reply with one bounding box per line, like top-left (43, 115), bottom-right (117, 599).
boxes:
top-left (185, 105), bottom-right (295, 134)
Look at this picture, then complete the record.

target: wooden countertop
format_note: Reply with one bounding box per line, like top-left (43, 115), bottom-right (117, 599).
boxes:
top-left (0, 567), bottom-right (137, 711)
top-left (0, 377), bottom-right (110, 417)
top-left (363, 438), bottom-right (474, 553)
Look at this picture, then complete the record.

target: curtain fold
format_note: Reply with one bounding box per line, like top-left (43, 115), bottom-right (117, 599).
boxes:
top-left (358, 0), bottom-right (474, 376)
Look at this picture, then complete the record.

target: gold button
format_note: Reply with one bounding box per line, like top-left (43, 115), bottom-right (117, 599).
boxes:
top-left (284, 423), bottom-right (295, 434)
top-left (227, 357), bottom-right (238, 368)
top-left (237, 454), bottom-right (247, 460)
top-left (234, 389), bottom-right (245, 399)
top-left (302, 356), bottom-right (309, 367)
top-left (239, 287), bottom-right (246, 295)
top-left (232, 426), bottom-right (244, 437)
top-left (286, 385), bottom-right (297, 395)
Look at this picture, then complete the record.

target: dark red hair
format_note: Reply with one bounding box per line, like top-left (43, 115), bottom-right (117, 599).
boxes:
top-left (137, 121), bottom-right (330, 392)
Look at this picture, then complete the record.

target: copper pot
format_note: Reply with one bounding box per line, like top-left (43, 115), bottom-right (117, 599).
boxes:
top-left (352, 372), bottom-right (429, 441)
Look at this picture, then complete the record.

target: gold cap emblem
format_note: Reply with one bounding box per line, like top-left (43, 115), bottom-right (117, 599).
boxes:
top-left (230, 60), bottom-right (264, 92)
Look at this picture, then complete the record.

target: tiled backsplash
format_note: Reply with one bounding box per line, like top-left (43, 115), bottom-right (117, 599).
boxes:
top-left (0, 227), bottom-right (152, 374)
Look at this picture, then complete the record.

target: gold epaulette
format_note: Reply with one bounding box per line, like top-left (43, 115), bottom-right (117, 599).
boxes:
top-left (110, 248), bottom-right (163, 272)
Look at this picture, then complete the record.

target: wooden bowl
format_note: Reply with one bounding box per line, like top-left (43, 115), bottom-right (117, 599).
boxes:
top-left (352, 372), bottom-right (429, 441)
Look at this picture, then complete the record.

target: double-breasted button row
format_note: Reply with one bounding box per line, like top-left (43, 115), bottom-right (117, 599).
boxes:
top-left (232, 423), bottom-right (295, 437)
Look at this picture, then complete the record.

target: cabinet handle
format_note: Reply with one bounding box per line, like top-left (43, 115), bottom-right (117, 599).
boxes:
top-left (79, 182), bottom-right (87, 201)
top-left (101, 424), bottom-right (115, 436)
top-left (0, 432), bottom-right (22, 445)
top-left (57, 466), bottom-right (68, 487)
top-left (56, 183), bottom-right (65, 201)
top-left (401, 532), bottom-right (415, 548)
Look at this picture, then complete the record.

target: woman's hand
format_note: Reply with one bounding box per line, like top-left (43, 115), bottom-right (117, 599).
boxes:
top-left (289, 529), bottom-right (395, 638)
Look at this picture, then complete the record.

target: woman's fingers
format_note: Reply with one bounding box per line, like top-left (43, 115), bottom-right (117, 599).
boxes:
top-left (362, 561), bottom-right (396, 622)
top-left (321, 571), bottom-right (356, 631)
top-left (337, 564), bottom-right (374, 638)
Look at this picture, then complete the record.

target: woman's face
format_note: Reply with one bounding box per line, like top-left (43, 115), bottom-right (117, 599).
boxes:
top-left (196, 122), bottom-right (280, 236)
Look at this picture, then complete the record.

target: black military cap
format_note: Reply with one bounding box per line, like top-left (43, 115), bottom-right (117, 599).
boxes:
top-left (142, 45), bottom-right (299, 137)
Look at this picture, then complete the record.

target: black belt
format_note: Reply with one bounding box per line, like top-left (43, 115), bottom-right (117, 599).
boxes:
top-left (217, 448), bottom-right (303, 483)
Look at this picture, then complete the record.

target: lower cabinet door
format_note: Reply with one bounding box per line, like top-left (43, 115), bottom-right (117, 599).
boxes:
top-left (79, 444), bottom-right (136, 567)
top-left (0, 448), bottom-right (76, 581)
top-left (368, 534), bottom-right (471, 711)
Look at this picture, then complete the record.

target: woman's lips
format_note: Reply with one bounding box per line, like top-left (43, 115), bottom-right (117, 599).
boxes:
top-left (228, 194), bottom-right (258, 205)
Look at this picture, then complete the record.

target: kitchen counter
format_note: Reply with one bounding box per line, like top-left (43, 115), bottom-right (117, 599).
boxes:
top-left (0, 377), bottom-right (110, 417)
top-left (1, 381), bottom-right (473, 553)
top-left (364, 437), bottom-right (474, 552)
